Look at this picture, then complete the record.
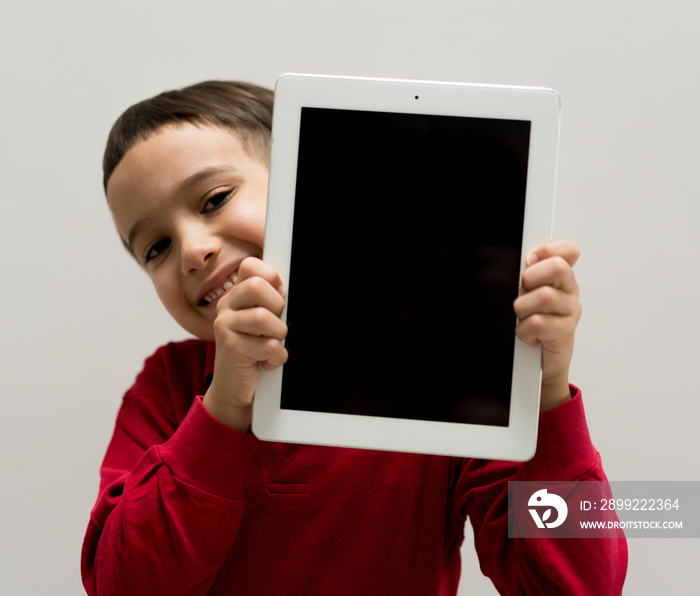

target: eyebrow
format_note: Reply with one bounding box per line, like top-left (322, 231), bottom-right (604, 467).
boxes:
top-left (176, 165), bottom-right (237, 195)
top-left (126, 165), bottom-right (238, 255)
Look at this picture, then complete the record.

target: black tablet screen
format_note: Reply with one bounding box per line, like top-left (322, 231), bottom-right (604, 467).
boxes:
top-left (279, 107), bottom-right (530, 427)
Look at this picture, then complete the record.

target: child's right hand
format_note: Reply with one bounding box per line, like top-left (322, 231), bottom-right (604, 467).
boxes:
top-left (202, 257), bottom-right (288, 432)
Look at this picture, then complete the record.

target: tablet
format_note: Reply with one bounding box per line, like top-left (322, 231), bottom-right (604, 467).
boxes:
top-left (253, 73), bottom-right (560, 461)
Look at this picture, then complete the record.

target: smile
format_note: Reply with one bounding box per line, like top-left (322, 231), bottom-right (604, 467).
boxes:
top-left (200, 271), bottom-right (239, 305)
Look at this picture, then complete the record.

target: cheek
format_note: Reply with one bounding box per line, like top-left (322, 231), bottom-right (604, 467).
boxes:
top-left (150, 269), bottom-right (184, 315)
top-left (226, 204), bottom-right (267, 247)
top-left (153, 276), bottom-right (180, 316)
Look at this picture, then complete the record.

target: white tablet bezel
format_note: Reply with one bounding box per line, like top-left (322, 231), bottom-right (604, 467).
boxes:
top-left (253, 73), bottom-right (560, 461)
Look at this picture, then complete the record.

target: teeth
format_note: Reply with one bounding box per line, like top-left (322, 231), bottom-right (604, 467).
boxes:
top-left (204, 272), bottom-right (239, 304)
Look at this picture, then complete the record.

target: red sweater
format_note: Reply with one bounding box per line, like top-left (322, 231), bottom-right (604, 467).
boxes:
top-left (82, 339), bottom-right (627, 595)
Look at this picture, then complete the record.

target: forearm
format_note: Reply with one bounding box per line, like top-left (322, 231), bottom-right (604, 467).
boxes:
top-left (461, 389), bottom-right (628, 595)
top-left (82, 397), bottom-right (259, 595)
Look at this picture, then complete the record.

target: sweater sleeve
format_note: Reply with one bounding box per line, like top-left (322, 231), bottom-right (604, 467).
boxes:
top-left (454, 386), bottom-right (628, 595)
top-left (81, 388), bottom-right (259, 596)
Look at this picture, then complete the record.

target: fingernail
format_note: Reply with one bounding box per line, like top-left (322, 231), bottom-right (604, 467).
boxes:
top-left (277, 283), bottom-right (286, 297)
top-left (526, 252), bottom-right (539, 266)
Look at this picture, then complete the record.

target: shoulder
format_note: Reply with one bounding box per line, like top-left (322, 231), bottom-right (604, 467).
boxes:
top-left (146, 337), bottom-right (210, 370)
top-left (126, 339), bottom-right (214, 420)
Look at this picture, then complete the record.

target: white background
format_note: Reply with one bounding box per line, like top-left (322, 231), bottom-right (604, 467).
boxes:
top-left (1, 1), bottom-right (698, 594)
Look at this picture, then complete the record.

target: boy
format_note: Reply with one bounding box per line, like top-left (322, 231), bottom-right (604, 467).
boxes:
top-left (82, 81), bottom-right (627, 595)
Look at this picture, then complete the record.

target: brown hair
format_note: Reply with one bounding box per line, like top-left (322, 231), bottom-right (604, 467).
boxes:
top-left (103, 80), bottom-right (274, 191)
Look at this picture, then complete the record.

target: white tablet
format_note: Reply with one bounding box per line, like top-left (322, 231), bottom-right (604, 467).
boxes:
top-left (253, 73), bottom-right (560, 461)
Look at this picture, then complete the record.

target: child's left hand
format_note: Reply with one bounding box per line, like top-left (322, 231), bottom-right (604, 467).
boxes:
top-left (513, 239), bottom-right (583, 411)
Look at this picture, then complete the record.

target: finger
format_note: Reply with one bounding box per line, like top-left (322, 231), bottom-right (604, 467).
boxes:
top-left (526, 239), bottom-right (580, 269)
top-left (241, 335), bottom-right (288, 369)
top-left (226, 307), bottom-right (289, 340)
top-left (218, 274), bottom-right (287, 316)
top-left (231, 334), bottom-right (288, 367)
top-left (514, 285), bottom-right (582, 320)
top-left (515, 312), bottom-right (579, 348)
top-left (261, 345), bottom-right (289, 371)
top-left (237, 256), bottom-right (286, 296)
top-left (520, 255), bottom-right (579, 295)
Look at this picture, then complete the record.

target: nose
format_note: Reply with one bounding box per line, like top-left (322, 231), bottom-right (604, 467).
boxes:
top-left (179, 223), bottom-right (220, 274)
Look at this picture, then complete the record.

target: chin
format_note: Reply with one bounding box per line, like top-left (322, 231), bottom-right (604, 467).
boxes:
top-left (187, 326), bottom-right (215, 342)
top-left (175, 316), bottom-right (216, 342)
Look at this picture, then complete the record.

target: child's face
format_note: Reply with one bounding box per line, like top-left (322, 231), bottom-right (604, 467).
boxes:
top-left (107, 123), bottom-right (269, 341)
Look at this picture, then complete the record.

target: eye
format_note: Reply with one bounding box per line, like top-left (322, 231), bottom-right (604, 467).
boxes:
top-left (203, 190), bottom-right (233, 213)
top-left (144, 238), bottom-right (171, 263)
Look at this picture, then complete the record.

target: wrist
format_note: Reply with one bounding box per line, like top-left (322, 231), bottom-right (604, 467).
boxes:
top-left (539, 374), bottom-right (572, 411)
top-left (202, 388), bottom-right (253, 432)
